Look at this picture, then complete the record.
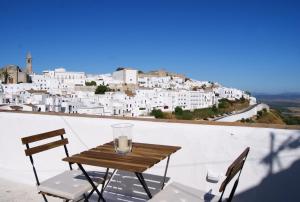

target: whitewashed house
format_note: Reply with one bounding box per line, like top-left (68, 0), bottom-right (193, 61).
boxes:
top-left (188, 90), bottom-right (216, 110)
top-left (0, 84), bottom-right (4, 104)
top-left (215, 87), bottom-right (249, 100)
top-left (112, 68), bottom-right (138, 84)
top-left (2, 83), bottom-right (36, 94)
top-left (31, 68), bottom-right (86, 95)
top-left (77, 105), bottom-right (105, 115)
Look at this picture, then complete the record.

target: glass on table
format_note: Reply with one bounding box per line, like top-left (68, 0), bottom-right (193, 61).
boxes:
top-left (111, 123), bottom-right (133, 155)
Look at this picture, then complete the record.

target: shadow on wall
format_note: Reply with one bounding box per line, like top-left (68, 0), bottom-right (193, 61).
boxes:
top-left (235, 132), bottom-right (300, 202)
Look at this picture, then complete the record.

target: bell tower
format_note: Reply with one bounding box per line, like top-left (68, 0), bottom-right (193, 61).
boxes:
top-left (26, 52), bottom-right (32, 74)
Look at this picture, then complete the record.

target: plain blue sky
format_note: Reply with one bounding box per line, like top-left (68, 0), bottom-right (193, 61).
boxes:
top-left (0, 0), bottom-right (299, 93)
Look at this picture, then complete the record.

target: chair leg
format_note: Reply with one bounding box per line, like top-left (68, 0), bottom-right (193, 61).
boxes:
top-left (83, 193), bottom-right (88, 202)
top-left (42, 194), bottom-right (48, 202)
top-left (77, 164), bottom-right (106, 202)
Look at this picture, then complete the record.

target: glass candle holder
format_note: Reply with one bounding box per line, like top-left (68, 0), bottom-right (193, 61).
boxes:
top-left (111, 123), bottom-right (133, 155)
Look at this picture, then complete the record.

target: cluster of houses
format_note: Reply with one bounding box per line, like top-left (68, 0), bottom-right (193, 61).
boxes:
top-left (0, 55), bottom-right (255, 117)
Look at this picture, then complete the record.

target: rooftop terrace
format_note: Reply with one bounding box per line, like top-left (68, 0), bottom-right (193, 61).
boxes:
top-left (0, 111), bottom-right (299, 201)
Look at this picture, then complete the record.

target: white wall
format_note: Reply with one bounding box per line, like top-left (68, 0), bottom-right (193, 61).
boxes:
top-left (0, 112), bottom-right (299, 200)
top-left (112, 69), bottom-right (137, 84)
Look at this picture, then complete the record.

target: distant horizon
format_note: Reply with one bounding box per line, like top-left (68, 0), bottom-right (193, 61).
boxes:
top-left (0, 1), bottom-right (299, 94)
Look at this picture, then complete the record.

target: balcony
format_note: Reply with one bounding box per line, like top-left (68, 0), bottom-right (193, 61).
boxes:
top-left (0, 111), bottom-right (299, 201)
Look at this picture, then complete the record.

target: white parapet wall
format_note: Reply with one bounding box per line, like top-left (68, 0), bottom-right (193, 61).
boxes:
top-left (216, 103), bottom-right (270, 122)
top-left (0, 111), bottom-right (299, 201)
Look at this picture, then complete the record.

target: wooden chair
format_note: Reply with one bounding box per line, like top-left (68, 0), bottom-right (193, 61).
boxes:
top-left (21, 128), bottom-right (106, 202)
top-left (149, 147), bottom-right (250, 202)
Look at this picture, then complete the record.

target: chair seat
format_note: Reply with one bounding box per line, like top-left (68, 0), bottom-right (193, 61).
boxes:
top-left (149, 182), bottom-right (219, 202)
top-left (38, 169), bottom-right (104, 200)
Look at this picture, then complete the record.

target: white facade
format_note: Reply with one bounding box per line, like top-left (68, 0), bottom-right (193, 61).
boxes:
top-left (85, 74), bottom-right (118, 86)
top-left (43, 68), bottom-right (86, 86)
top-left (1, 67), bottom-right (253, 118)
top-left (112, 69), bottom-right (138, 84)
top-left (215, 87), bottom-right (249, 100)
top-left (77, 106), bottom-right (105, 115)
top-left (30, 68), bottom-right (88, 95)
top-left (2, 83), bottom-right (37, 94)
top-left (138, 76), bottom-right (185, 89)
top-left (188, 90), bottom-right (216, 110)
top-left (0, 84), bottom-right (4, 104)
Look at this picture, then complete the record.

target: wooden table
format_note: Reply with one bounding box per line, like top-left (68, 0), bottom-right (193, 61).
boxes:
top-left (63, 142), bottom-right (181, 201)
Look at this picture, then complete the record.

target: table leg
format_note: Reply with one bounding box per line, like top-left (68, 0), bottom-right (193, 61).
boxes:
top-left (77, 163), bottom-right (106, 202)
top-left (102, 169), bottom-right (117, 191)
top-left (161, 155), bottom-right (171, 189)
top-left (101, 168), bottom-right (110, 193)
top-left (135, 172), bottom-right (152, 199)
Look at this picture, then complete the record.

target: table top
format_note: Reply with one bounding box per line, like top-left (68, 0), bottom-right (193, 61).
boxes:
top-left (63, 142), bottom-right (181, 173)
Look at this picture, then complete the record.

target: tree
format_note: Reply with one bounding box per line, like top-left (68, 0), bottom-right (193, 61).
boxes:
top-left (95, 85), bottom-right (110, 94)
top-left (138, 70), bottom-right (144, 74)
top-left (245, 91), bottom-right (251, 96)
top-left (192, 86), bottom-right (198, 91)
top-left (116, 67), bottom-right (125, 71)
top-left (150, 109), bottom-right (164, 118)
top-left (240, 95), bottom-right (246, 102)
top-left (218, 99), bottom-right (230, 108)
top-left (174, 106), bottom-right (183, 116)
top-left (181, 110), bottom-right (193, 120)
top-left (211, 82), bottom-right (217, 88)
top-left (257, 110), bottom-right (263, 117)
top-left (85, 81), bottom-right (97, 86)
top-left (212, 105), bottom-right (218, 113)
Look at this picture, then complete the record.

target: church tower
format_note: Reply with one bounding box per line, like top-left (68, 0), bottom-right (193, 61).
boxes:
top-left (26, 52), bottom-right (32, 74)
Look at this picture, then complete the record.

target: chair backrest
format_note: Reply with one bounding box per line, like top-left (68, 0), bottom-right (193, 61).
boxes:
top-left (22, 128), bottom-right (68, 156)
top-left (21, 128), bottom-right (72, 185)
top-left (218, 147), bottom-right (250, 202)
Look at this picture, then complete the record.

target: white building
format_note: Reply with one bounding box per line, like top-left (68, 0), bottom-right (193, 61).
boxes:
top-left (138, 75), bottom-right (186, 90)
top-left (0, 84), bottom-right (4, 104)
top-left (77, 105), bottom-right (105, 115)
top-left (43, 68), bottom-right (86, 86)
top-left (188, 90), bottom-right (216, 110)
top-left (2, 83), bottom-right (37, 94)
top-left (1, 67), bottom-right (254, 118)
top-left (215, 87), bottom-right (249, 100)
top-left (30, 68), bottom-right (86, 94)
top-left (112, 68), bottom-right (138, 84)
top-left (85, 73), bottom-right (123, 87)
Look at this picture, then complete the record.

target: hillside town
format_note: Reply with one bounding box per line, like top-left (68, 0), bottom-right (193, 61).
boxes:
top-left (0, 53), bottom-right (256, 118)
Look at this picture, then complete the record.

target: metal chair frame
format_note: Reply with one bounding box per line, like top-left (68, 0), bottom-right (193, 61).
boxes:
top-left (218, 147), bottom-right (250, 202)
top-left (21, 128), bottom-right (105, 202)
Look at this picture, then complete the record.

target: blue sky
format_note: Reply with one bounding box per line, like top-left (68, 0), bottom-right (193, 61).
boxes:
top-left (0, 0), bottom-right (299, 93)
